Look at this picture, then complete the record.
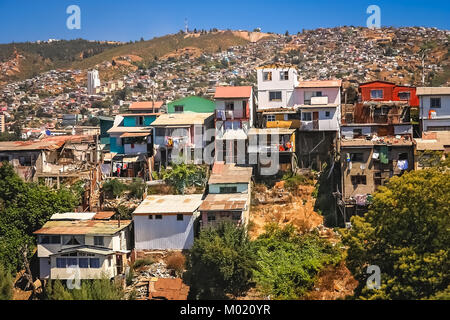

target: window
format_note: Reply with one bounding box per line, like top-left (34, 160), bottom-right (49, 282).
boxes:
top-left (325, 111), bottom-right (331, 117)
top-left (280, 71), bottom-right (289, 81)
top-left (79, 258), bottom-right (89, 269)
top-left (148, 215), bottom-right (153, 219)
top-left (351, 175), bottom-right (367, 185)
top-left (19, 156), bottom-right (32, 166)
top-left (67, 258), bottom-right (78, 267)
top-left (302, 112), bottom-right (312, 121)
top-left (269, 91), bottom-right (282, 102)
top-left (370, 89), bottom-right (383, 99)
top-left (137, 116), bottom-right (144, 126)
top-left (174, 105), bottom-right (184, 113)
top-left (63, 235), bottom-right (84, 246)
top-left (177, 214), bottom-right (184, 221)
top-left (94, 236), bottom-right (104, 246)
top-left (398, 92), bottom-right (410, 100)
top-left (90, 258), bottom-right (100, 269)
top-left (267, 115), bottom-right (276, 122)
top-left (353, 129), bottom-right (363, 138)
top-left (351, 153), bottom-right (364, 162)
top-left (225, 102), bottom-right (234, 111)
top-left (56, 258), bottom-right (66, 268)
top-left (220, 186), bottom-right (238, 193)
top-left (155, 128), bottom-right (165, 136)
top-left (155, 215), bottom-right (163, 220)
top-left (398, 153), bottom-right (408, 160)
top-left (430, 97), bottom-right (441, 108)
top-left (232, 213), bottom-right (241, 221)
top-left (207, 214), bottom-right (216, 222)
top-left (263, 71), bottom-right (272, 81)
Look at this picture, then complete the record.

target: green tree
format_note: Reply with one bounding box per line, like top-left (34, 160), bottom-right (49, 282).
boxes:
top-left (253, 224), bottom-right (342, 299)
top-left (184, 222), bottom-right (257, 299)
top-left (343, 169), bottom-right (450, 299)
top-left (0, 163), bottom-right (80, 272)
top-left (0, 265), bottom-right (13, 300)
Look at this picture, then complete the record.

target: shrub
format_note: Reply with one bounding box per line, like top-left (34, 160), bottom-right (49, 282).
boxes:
top-left (102, 179), bottom-right (128, 199)
top-left (166, 252), bottom-right (186, 276)
top-left (0, 265), bottom-right (13, 300)
top-left (128, 178), bottom-right (146, 199)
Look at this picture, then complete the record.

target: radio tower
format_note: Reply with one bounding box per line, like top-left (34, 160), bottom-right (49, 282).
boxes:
top-left (185, 18), bottom-right (188, 34)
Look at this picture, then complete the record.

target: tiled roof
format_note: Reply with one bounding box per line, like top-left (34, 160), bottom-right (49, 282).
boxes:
top-left (214, 86), bottom-right (252, 99)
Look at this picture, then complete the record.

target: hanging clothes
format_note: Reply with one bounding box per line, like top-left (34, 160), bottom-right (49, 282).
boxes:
top-left (379, 145), bottom-right (389, 164)
top-left (397, 159), bottom-right (408, 170)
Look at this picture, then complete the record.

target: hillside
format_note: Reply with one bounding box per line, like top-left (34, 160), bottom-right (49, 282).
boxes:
top-left (0, 40), bottom-right (122, 82)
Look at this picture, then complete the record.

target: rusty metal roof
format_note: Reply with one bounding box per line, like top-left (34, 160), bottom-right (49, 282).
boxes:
top-left (133, 194), bottom-right (203, 215)
top-left (199, 193), bottom-right (248, 212)
top-left (149, 278), bottom-right (189, 300)
top-left (209, 162), bottom-right (253, 184)
top-left (93, 211), bottom-right (116, 220)
top-left (33, 220), bottom-right (131, 235)
top-left (0, 135), bottom-right (93, 152)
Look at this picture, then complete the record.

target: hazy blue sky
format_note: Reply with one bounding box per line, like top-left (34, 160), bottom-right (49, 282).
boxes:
top-left (0, 0), bottom-right (449, 43)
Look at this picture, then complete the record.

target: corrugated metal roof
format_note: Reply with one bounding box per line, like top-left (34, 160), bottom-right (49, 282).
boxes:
top-left (50, 212), bottom-right (97, 221)
top-left (416, 87), bottom-right (450, 95)
top-left (0, 135), bottom-right (93, 152)
top-left (93, 211), bottom-right (116, 220)
top-left (214, 86), bottom-right (253, 99)
top-left (50, 245), bottom-right (115, 256)
top-left (120, 132), bottom-right (150, 138)
top-left (209, 162), bottom-right (253, 184)
top-left (199, 193), bottom-right (248, 211)
top-left (151, 113), bottom-right (213, 126)
top-left (133, 194), bottom-right (203, 215)
top-left (33, 220), bottom-right (131, 235)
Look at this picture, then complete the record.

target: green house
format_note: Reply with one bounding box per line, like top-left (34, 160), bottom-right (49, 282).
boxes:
top-left (167, 96), bottom-right (215, 114)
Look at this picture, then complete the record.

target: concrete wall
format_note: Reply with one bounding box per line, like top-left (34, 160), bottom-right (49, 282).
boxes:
top-left (257, 67), bottom-right (298, 110)
top-left (294, 87), bottom-right (341, 105)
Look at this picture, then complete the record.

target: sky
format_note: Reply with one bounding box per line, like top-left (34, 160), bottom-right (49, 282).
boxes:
top-left (0, 0), bottom-right (449, 44)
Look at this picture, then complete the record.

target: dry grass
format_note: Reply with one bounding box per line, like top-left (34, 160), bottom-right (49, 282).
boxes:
top-left (165, 252), bottom-right (186, 276)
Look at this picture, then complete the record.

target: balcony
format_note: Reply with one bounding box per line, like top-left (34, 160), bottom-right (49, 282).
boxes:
top-left (215, 109), bottom-right (246, 120)
top-left (311, 96), bottom-right (329, 105)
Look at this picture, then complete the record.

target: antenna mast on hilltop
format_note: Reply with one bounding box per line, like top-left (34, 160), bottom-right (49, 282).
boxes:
top-left (185, 18), bottom-right (189, 33)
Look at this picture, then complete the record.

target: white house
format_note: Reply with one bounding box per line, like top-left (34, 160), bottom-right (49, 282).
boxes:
top-left (34, 214), bottom-right (132, 280)
top-left (133, 194), bottom-right (203, 250)
top-left (256, 64), bottom-right (299, 111)
top-left (294, 80), bottom-right (342, 132)
top-left (417, 87), bottom-right (450, 132)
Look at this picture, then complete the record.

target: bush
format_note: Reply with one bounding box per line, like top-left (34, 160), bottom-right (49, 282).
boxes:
top-left (160, 164), bottom-right (207, 194)
top-left (184, 222), bottom-right (257, 299)
top-left (102, 179), bottom-right (128, 199)
top-left (166, 252), bottom-right (186, 276)
top-left (133, 258), bottom-right (155, 270)
top-left (253, 224), bottom-right (342, 299)
top-left (0, 265), bottom-right (13, 300)
top-left (128, 178), bottom-right (146, 199)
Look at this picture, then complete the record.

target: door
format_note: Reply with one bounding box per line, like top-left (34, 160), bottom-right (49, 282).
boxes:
top-left (313, 112), bottom-right (319, 130)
